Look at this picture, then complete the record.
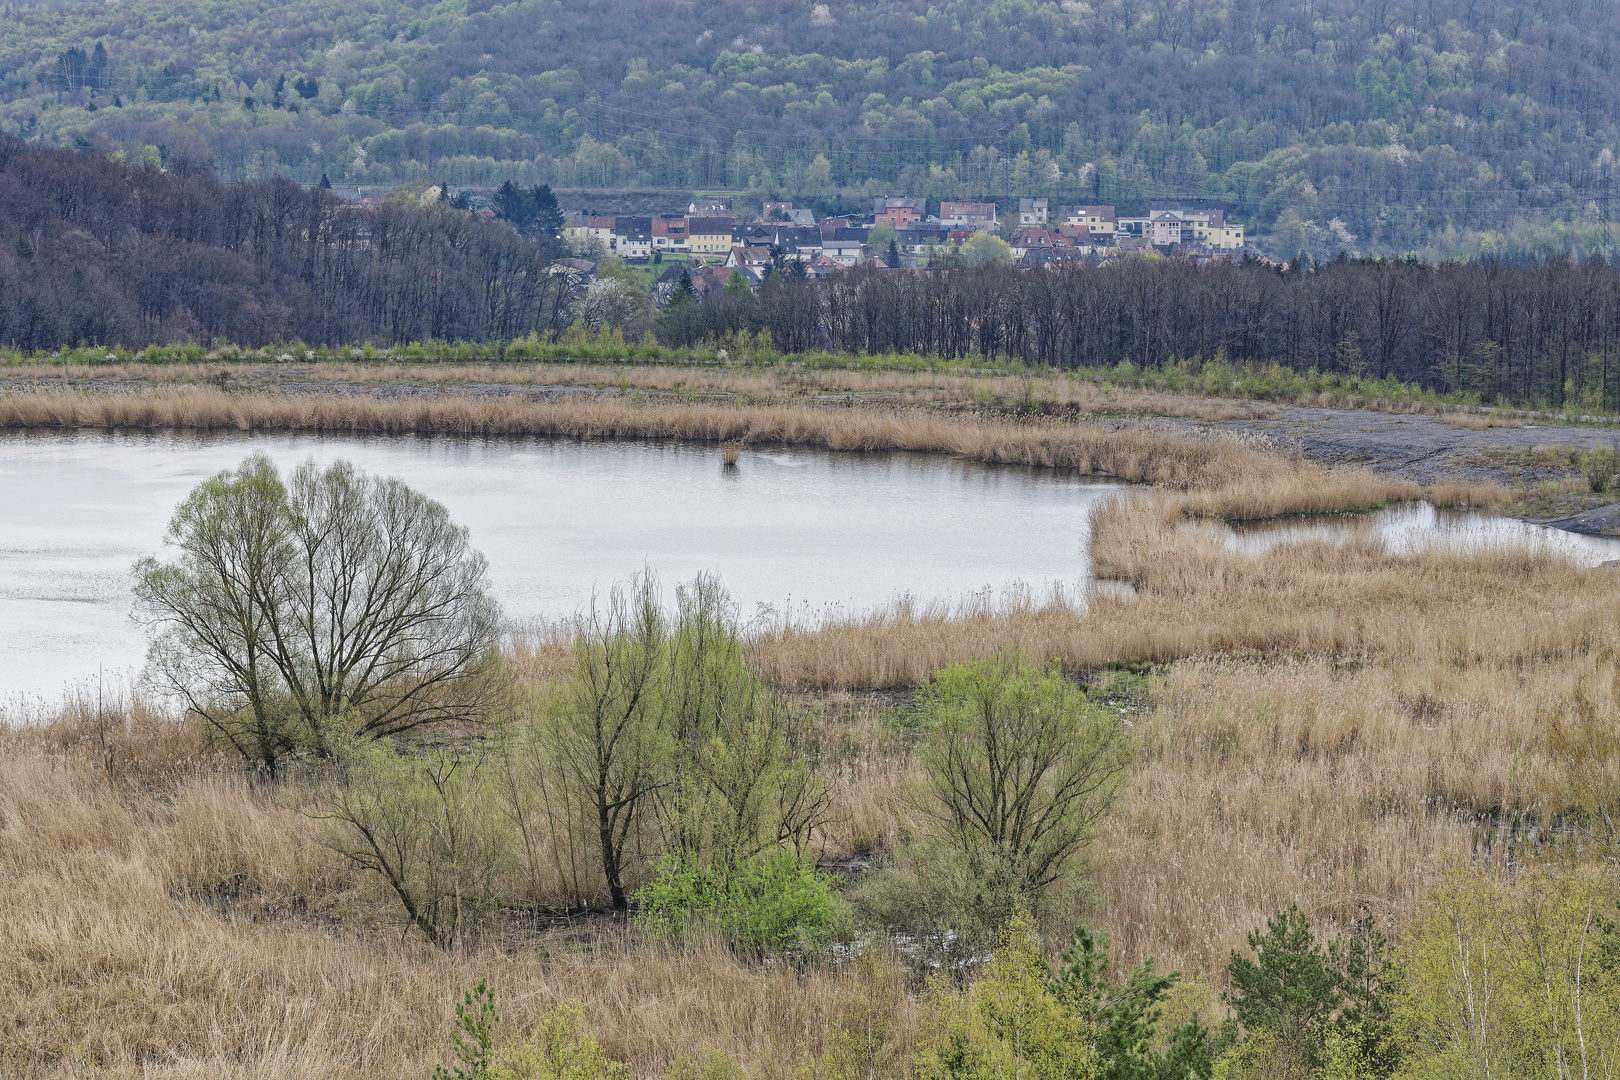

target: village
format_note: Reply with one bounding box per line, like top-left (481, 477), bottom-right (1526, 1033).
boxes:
top-left (558, 195), bottom-right (1249, 294)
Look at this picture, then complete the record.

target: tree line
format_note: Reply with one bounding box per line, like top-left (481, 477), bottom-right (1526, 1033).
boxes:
top-left (659, 255), bottom-right (1620, 409)
top-left (0, 138), bottom-right (570, 349)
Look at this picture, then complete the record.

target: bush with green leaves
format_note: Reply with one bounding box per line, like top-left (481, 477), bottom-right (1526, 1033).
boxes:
top-left (917, 655), bottom-right (1134, 900)
top-left (320, 739), bottom-right (510, 948)
top-left (635, 847), bottom-right (841, 951)
top-left (540, 573), bottom-right (829, 912)
top-left (1220, 905), bottom-right (1396, 1078)
top-left (916, 912), bottom-right (1229, 1080)
top-left (871, 653), bottom-right (1132, 963)
top-left (487, 1000), bottom-right (626, 1080)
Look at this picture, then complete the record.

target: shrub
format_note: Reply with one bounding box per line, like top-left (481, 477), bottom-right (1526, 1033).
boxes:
top-left (635, 848), bottom-right (841, 951)
top-left (916, 654), bottom-right (1134, 898)
top-left (488, 1001), bottom-right (627, 1080)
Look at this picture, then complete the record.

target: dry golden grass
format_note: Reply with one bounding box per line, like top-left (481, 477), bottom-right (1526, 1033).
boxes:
top-left (1437, 411), bottom-right (1524, 429)
top-left (0, 363), bottom-right (1284, 420)
top-left (0, 384), bottom-right (1296, 486)
top-left (0, 737), bottom-right (912, 1080)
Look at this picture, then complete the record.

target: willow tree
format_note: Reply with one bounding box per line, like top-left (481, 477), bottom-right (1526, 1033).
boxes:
top-left (134, 453), bottom-right (503, 775)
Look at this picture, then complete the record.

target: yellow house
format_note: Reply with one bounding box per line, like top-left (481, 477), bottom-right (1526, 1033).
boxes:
top-left (687, 217), bottom-right (734, 255)
top-left (1061, 205), bottom-right (1116, 239)
top-left (1191, 220), bottom-right (1245, 250)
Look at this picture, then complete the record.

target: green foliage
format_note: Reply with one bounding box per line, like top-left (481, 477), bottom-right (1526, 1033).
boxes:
top-left (661, 1050), bottom-right (746, 1080)
top-left (916, 912), bottom-right (1231, 1080)
top-left (320, 740), bottom-right (510, 947)
top-left (916, 912), bottom-right (1095, 1080)
top-left (10, 0), bottom-right (1617, 253)
top-left (1052, 927), bottom-right (1232, 1080)
top-left (917, 654), bottom-right (1134, 898)
top-left (434, 981), bottom-right (499, 1080)
top-left (133, 454), bottom-right (503, 775)
top-left (487, 1001), bottom-right (627, 1080)
top-left (959, 233), bottom-right (1014, 266)
top-left (541, 573), bottom-right (829, 913)
top-left (811, 951), bottom-right (910, 1080)
top-left (1224, 907), bottom-right (1396, 1077)
top-left (634, 848), bottom-right (840, 951)
top-left (1393, 868), bottom-right (1620, 1080)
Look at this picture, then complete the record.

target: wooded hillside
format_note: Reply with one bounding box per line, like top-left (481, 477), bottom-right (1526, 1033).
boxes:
top-left (4, 0), bottom-right (1620, 257)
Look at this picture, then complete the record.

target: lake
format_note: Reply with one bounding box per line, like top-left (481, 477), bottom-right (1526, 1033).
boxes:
top-left (0, 431), bottom-right (1119, 704)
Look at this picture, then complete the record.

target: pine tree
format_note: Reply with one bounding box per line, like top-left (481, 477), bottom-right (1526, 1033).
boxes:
top-left (886, 238), bottom-right (901, 267)
top-left (530, 183), bottom-right (565, 239)
top-left (318, 173), bottom-right (331, 189)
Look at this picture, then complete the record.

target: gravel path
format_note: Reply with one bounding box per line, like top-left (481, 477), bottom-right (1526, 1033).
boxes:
top-left (1152, 404), bottom-right (1615, 486)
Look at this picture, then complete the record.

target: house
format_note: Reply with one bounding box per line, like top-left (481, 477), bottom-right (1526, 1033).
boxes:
top-left (1148, 202), bottom-right (1245, 250)
top-left (1148, 212), bottom-right (1185, 248)
top-left (614, 216), bottom-right (653, 260)
top-left (652, 217), bottom-right (689, 252)
top-left (562, 212), bottom-right (618, 253)
top-left (819, 215), bottom-right (856, 239)
top-left (872, 196), bottom-right (926, 217)
top-left (1059, 205), bottom-right (1117, 241)
top-left (804, 254), bottom-right (842, 280)
top-left (687, 216), bottom-right (735, 256)
top-left (1116, 216), bottom-right (1150, 240)
top-left (689, 197), bottom-right (732, 215)
top-left (1010, 227), bottom-right (1062, 258)
top-left (1018, 198), bottom-right (1049, 226)
top-left (939, 202), bottom-right (998, 231)
top-left (725, 246), bottom-right (773, 269)
top-left (822, 228), bottom-right (869, 267)
top-left (875, 205), bottom-right (921, 228)
top-left (895, 227), bottom-right (952, 263)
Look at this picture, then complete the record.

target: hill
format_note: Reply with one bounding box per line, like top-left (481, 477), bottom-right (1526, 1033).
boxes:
top-left (3, 0), bottom-right (1620, 256)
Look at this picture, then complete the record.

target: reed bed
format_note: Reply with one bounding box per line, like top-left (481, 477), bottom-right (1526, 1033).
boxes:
top-left (0, 364), bottom-right (1286, 419)
top-left (0, 385), bottom-right (1293, 486)
top-left (0, 744), bottom-right (904, 1080)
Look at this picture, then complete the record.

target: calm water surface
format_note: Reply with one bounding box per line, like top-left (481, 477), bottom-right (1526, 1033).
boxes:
top-left (0, 431), bottom-right (1119, 703)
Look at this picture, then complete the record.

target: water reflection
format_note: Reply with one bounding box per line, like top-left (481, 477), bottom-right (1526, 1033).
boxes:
top-left (0, 431), bottom-right (1119, 703)
top-left (1208, 502), bottom-right (1620, 564)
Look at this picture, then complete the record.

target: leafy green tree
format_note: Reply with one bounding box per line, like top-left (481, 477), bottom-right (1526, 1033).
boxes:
top-left (959, 233), bottom-right (1013, 266)
top-left (542, 574), bottom-right (673, 912)
top-left (320, 740), bottom-right (510, 948)
top-left (917, 654), bottom-right (1134, 900)
top-left (134, 455), bottom-right (504, 775)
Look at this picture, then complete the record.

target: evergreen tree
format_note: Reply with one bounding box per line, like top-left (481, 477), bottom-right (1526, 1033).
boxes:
top-left (318, 172), bottom-right (331, 189)
top-left (886, 238), bottom-right (901, 268)
top-left (492, 180), bottom-right (534, 231)
top-left (530, 183), bottom-right (565, 239)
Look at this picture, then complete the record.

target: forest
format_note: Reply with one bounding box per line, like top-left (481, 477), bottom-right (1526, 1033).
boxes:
top-left (665, 253), bottom-right (1620, 409)
top-left (10, 136), bottom-right (1620, 411)
top-left (0, 137), bottom-right (570, 348)
top-left (4, 0), bottom-right (1620, 257)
